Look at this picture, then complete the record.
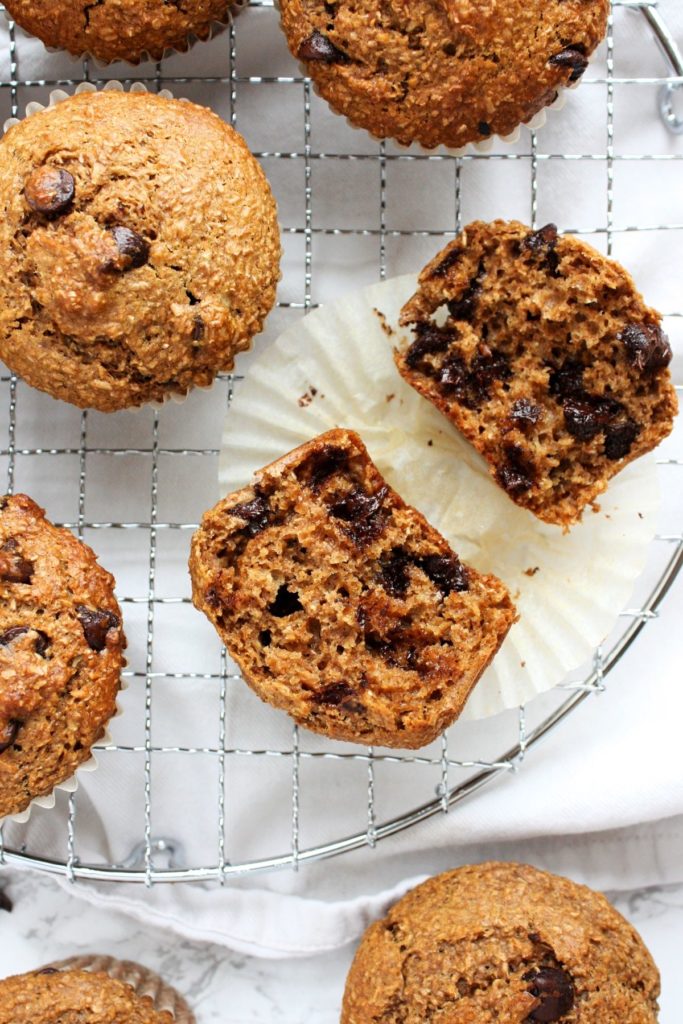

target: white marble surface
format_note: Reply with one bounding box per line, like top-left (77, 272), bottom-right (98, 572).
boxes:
top-left (0, 868), bottom-right (681, 1022)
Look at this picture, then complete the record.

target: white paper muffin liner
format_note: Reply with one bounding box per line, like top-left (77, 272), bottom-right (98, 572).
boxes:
top-left (9, 1), bottom-right (246, 69)
top-left (218, 275), bottom-right (660, 721)
top-left (2, 82), bottom-right (231, 410)
top-left (39, 954), bottom-right (195, 1022)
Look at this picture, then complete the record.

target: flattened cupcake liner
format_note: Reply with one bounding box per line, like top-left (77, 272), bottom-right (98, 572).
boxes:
top-left (10, 1), bottom-right (247, 69)
top-left (39, 955), bottom-right (195, 1023)
top-left (218, 275), bottom-right (660, 721)
top-left (2, 81), bottom-right (220, 410)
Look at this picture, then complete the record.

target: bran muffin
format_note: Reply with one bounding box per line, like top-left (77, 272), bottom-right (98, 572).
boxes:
top-left (0, 494), bottom-right (125, 820)
top-left (3, 0), bottom-right (234, 65)
top-left (0, 89), bottom-right (281, 412)
top-left (0, 967), bottom-right (177, 1023)
top-left (396, 220), bottom-right (678, 528)
top-left (342, 862), bottom-right (660, 1024)
top-left (190, 428), bottom-right (516, 749)
top-left (279, 0), bottom-right (609, 150)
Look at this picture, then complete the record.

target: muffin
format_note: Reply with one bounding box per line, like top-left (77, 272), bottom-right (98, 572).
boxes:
top-left (3, 0), bottom-right (234, 65)
top-left (0, 493), bottom-right (125, 820)
top-left (190, 428), bottom-right (516, 748)
top-left (0, 958), bottom-right (193, 1023)
top-left (342, 862), bottom-right (660, 1024)
top-left (279, 0), bottom-right (609, 150)
top-left (0, 88), bottom-right (281, 412)
top-left (396, 220), bottom-right (678, 528)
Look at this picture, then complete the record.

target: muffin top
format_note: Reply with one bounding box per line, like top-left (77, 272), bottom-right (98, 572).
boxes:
top-left (280, 0), bottom-right (609, 150)
top-left (0, 968), bottom-right (175, 1023)
top-left (3, 0), bottom-right (233, 64)
top-left (0, 494), bottom-right (125, 819)
top-left (342, 862), bottom-right (660, 1023)
top-left (0, 89), bottom-right (280, 411)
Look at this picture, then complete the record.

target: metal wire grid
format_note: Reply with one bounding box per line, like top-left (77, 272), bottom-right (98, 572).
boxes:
top-left (0, 0), bottom-right (680, 884)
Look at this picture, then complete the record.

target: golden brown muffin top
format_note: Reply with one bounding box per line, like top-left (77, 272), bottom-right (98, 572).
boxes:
top-left (0, 969), bottom-right (175, 1023)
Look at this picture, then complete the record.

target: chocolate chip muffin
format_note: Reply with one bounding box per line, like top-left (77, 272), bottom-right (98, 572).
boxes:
top-left (0, 89), bottom-right (280, 412)
top-left (3, 0), bottom-right (234, 64)
top-left (279, 0), bottom-right (609, 150)
top-left (396, 220), bottom-right (678, 528)
top-left (0, 494), bottom-right (125, 820)
top-left (190, 428), bottom-right (515, 748)
top-left (342, 862), bottom-right (660, 1024)
top-left (0, 967), bottom-right (176, 1023)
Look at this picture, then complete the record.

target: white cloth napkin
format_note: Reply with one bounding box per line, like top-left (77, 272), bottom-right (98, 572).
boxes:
top-left (1, 2), bottom-right (682, 958)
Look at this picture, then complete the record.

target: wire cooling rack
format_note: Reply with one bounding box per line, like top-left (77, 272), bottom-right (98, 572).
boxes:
top-left (0, 0), bottom-right (681, 884)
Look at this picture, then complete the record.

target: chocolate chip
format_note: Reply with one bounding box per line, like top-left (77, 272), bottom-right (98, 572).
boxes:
top-left (405, 321), bottom-right (457, 370)
top-left (509, 398), bottom-right (542, 428)
top-left (0, 720), bottom-right (20, 754)
top-left (497, 444), bottom-right (535, 494)
top-left (524, 967), bottom-right (575, 1022)
top-left (330, 486), bottom-right (388, 545)
top-left (548, 360), bottom-right (585, 400)
top-left (619, 322), bottom-right (672, 373)
top-left (106, 226), bottom-right (150, 272)
top-left (522, 224), bottom-right (560, 275)
top-left (562, 395), bottom-right (622, 441)
top-left (430, 246), bottom-right (462, 279)
top-left (313, 681), bottom-right (363, 712)
top-left (269, 584), bottom-right (303, 618)
top-left (24, 167), bottom-right (75, 216)
top-left (0, 889), bottom-right (12, 913)
top-left (232, 495), bottom-right (271, 536)
top-left (76, 605), bottom-right (119, 652)
top-left (0, 625), bottom-right (49, 656)
top-left (300, 445), bottom-right (349, 489)
top-left (604, 419), bottom-right (640, 460)
top-left (0, 540), bottom-right (34, 584)
top-left (298, 29), bottom-right (349, 63)
top-left (447, 262), bottom-right (485, 322)
top-left (478, 121), bottom-right (492, 137)
top-left (380, 548), bottom-right (412, 598)
top-left (417, 554), bottom-right (469, 596)
top-left (259, 629), bottom-right (272, 647)
top-left (439, 350), bottom-right (510, 409)
top-left (548, 45), bottom-right (589, 83)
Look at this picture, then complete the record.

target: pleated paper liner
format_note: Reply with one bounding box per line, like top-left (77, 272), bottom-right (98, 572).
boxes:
top-left (2, 81), bottom-right (225, 409)
top-left (40, 955), bottom-right (195, 1023)
top-left (219, 275), bottom-right (659, 722)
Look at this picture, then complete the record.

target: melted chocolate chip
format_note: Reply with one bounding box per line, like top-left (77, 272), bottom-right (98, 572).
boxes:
top-left (24, 167), bottom-right (75, 216)
top-left (524, 967), bottom-right (575, 1022)
top-left (497, 444), bottom-right (535, 494)
top-left (300, 445), bottom-right (349, 489)
top-left (522, 223), bottom-right (560, 275)
top-left (509, 398), bottom-right (542, 428)
top-left (313, 681), bottom-right (363, 712)
top-left (604, 419), bottom-right (640, 460)
top-left (548, 360), bottom-right (585, 400)
top-left (417, 554), bottom-right (469, 596)
top-left (380, 548), bottom-right (412, 598)
top-left (0, 719), bottom-right (20, 754)
top-left (562, 395), bottom-right (622, 441)
top-left (330, 486), bottom-right (388, 545)
top-left (76, 606), bottom-right (119, 652)
top-left (106, 226), bottom-right (150, 272)
top-left (259, 629), bottom-right (272, 647)
top-left (548, 45), bottom-right (589, 83)
top-left (447, 262), bottom-right (485, 322)
top-left (0, 625), bottom-right (49, 656)
top-left (439, 350), bottom-right (510, 409)
top-left (269, 584), bottom-right (304, 618)
top-left (619, 322), bottom-right (672, 373)
top-left (232, 495), bottom-right (271, 537)
top-left (0, 539), bottom-right (34, 584)
top-left (192, 315), bottom-right (205, 341)
top-left (430, 246), bottom-right (462, 279)
top-left (298, 29), bottom-right (349, 63)
top-left (405, 322), bottom-right (456, 370)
